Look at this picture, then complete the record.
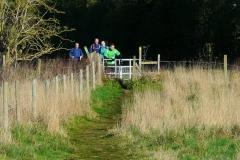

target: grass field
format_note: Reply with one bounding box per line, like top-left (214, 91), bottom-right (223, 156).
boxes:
top-left (119, 68), bottom-right (240, 159)
top-left (2, 62), bottom-right (240, 159)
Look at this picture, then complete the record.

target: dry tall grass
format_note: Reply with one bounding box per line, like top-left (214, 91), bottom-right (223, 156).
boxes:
top-left (0, 76), bottom-right (92, 135)
top-left (0, 56), bottom-right (100, 141)
top-left (121, 67), bottom-right (240, 134)
top-left (0, 58), bottom-right (90, 82)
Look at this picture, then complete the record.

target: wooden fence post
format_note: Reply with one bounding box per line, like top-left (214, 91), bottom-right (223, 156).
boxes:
top-left (98, 54), bottom-right (102, 84)
top-left (86, 65), bottom-right (90, 95)
top-left (103, 59), bottom-right (105, 76)
top-left (3, 55), bottom-right (6, 81)
top-left (79, 69), bottom-right (83, 99)
top-left (90, 52), bottom-right (94, 61)
top-left (132, 56), bottom-right (136, 80)
top-left (15, 81), bottom-right (20, 122)
top-left (71, 73), bottom-right (74, 95)
top-left (3, 55), bottom-right (6, 70)
top-left (45, 80), bottom-right (50, 98)
top-left (139, 47), bottom-right (142, 70)
top-left (55, 76), bottom-right (59, 102)
top-left (32, 79), bottom-right (37, 119)
top-left (92, 61), bottom-right (96, 90)
top-left (37, 59), bottom-right (41, 75)
top-left (63, 75), bottom-right (66, 93)
top-left (224, 55), bottom-right (227, 77)
top-left (3, 81), bottom-right (8, 129)
top-left (158, 54), bottom-right (160, 74)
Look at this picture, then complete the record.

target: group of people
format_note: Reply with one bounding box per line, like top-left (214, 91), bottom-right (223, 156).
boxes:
top-left (69, 38), bottom-right (120, 63)
top-left (69, 38), bottom-right (121, 77)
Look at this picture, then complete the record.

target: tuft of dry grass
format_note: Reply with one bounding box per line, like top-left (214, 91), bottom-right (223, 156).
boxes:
top-left (0, 129), bottom-right (12, 145)
top-left (121, 67), bottom-right (240, 134)
top-left (152, 148), bottom-right (178, 160)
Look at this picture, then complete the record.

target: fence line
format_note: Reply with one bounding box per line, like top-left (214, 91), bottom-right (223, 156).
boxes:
top-left (1, 53), bottom-right (102, 129)
top-left (1, 52), bottom-right (237, 129)
top-left (102, 54), bottom-right (235, 80)
top-left (0, 58), bottom-right (92, 83)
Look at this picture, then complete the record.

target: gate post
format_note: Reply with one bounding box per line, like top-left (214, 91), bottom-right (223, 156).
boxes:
top-left (224, 55), bottom-right (227, 78)
top-left (132, 56), bottom-right (136, 80)
top-left (139, 47), bottom-right (142, 70)
top-left (158, 54), bottom-right (160, 74)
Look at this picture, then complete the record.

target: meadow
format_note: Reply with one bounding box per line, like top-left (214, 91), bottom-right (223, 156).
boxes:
top-left (1, 58), bottom-right (240, 159)
top-left (0, 58), bottom-right (97, 159)
top-left (119, 67), bottom-right (240, 159)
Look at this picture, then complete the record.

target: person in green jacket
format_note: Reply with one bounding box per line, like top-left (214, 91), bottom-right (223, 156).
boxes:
top-left (104, 43), bottom-right (121, 78)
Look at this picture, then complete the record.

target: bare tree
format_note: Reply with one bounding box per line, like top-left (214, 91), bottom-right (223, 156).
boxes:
top-left (0, 0), bottom-right (74, 65)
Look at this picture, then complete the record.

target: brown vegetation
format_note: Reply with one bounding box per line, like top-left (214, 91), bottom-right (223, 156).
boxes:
top-left (121, 68), bottom-right (240, 134)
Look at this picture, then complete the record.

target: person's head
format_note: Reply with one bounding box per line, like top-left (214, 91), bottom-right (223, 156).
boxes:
top-left (75, 43), bottom-right (79, 49)
top-left (101, 40), bottom-right (108, 47)
top-left (95, 38), bottom-right (99, 44)
top-left (109, 43), bottom-right (115, 50)
top-left (101, 41), bottom-right (105, 46)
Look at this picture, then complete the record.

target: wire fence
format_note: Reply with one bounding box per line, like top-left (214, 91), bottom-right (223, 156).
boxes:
top-left (140, 60), bottom-right (240, 71)
top-left (103, 55), bottom-right (237, 79)
top-left (1, 53), bottom-right (238, 129)
top-left (0, 53), bottom-right (102, 129)
top-left (0, 57), bottom-right (93, 83)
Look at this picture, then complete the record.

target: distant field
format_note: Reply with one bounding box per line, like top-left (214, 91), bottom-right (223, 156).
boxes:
top-left (119, 67), bottom-right (240, 159)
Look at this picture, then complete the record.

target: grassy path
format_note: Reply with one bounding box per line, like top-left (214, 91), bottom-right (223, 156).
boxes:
top-left (68, 80), bottom-right (137, 160)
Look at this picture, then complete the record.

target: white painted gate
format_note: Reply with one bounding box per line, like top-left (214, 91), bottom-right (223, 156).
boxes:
top-left (103, 59), bottom-right (140, 80)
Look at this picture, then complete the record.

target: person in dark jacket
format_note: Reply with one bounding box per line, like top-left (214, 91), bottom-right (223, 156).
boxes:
top-left (89, 38), bottom-right (101, 53)
top-left (69, 43), bottom-right (83, 60)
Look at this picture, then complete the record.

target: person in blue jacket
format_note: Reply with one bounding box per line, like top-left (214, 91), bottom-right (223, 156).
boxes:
top-left (69, 43), bottom-right (83, 61)
top-left (89, 38), bottom-right (101, 53)
top-left (100, 40), bottom-right (109, 59)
